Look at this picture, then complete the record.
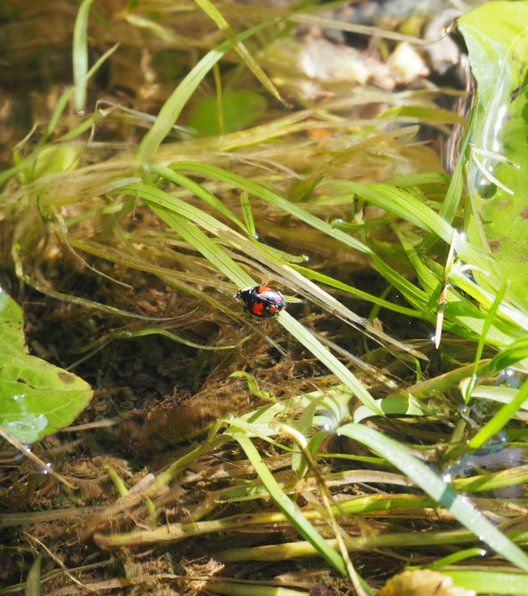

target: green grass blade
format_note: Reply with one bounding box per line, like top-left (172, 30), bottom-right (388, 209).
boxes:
top-left (331, 181), bottom-right (454, 240)
top-left (170, 161), bottom-right (373, 256)
top-left (337, 423), bottom-right (528, 571)
top-left (45, 87), bottom-right (76, 140)
top-left (330, 180), bottom-right (496, 272)
top-left (469, 378), bottom-right (528, 450)
top-left (448, 268), bottom-right (528, 331)
top-left (151, 164), bottom-right (247, 231)
top-left (438, 126), bottom-right (466, 223)
top-left (72, 0), bottom-right (94, 113)
top-left (194, 0), bottom-right (284, 105)
top-left (136, 23), bottom-right (267, 164)
top-left (440, 570), bottom-right (528, 595)
top-left (486, 337), bottom-right (528, 374)
top-left (279, 311), bottom-right (382, 415)
top-left (233, 433), bottom-right (348, 577)
top-left (218, 528), bottom-right (482, 562)
top-left (464, 283), bottom-right (507, 403)
top-left (290, 263), bottom-right (421, 317)
top-left (24, 555), bottom-right (42, 596)
top-left (240, 191), bottom-right (257, 239)
top-left (51, 45), bottom-right (117, 140)
top-left (148, 203), bottom-right (253, 288)
top-left (353, 396), bottom-right (425, 423)
top-left (415, 547), bottom-right (486, 569)
top-left (108, 326), bottom-right (236, 351)
top-left (371, 254), bottom-right (429, 310)
top-left (207, 581), bottom-right (308, 596)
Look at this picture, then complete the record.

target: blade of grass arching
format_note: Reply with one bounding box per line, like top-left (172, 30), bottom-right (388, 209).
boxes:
top-left (332, 181), bottom-right (454, 239)
top-left (414, 547), bottom-right (486, 569)
top-left (170, 162), bottom-right (373, 256)
top-left (45, 87), bottom-right (76, 141)
top-left (279, 312), bottom-right (381, 415)
top-left (353, 396), bottom-right (426, 423)
top-left (148, 204), bottom-right (254, 289)
top-left (472, 385), bottom-right (528, 409)
top-left (212, 63), bottom-right (225, 136)
top-left (86, 42), bottom-right (120, 81)
top-left (232, 433), bottom-right (348, 577)
top-left (449, 268), bottom-right (528, 332)
top-left (399, 236), bottom-right (517, 345)
top-left (269, 259), bottom-right (421, 359)
top-left (370, 254), bottom-right (430, 311)
top-left (106, 327), bottom-right (236, 351)
top-left (24, 555), bottom-right (42, 596)
top-left (54, 46), bottom-right (118, 142)
top-left (150, 164), bottom-right (247, 232)
top-left (194, 0), bottom-right (284, 106)
top-left (454, 465), bottom-right (528, 495)
top-left (136, 23), bottom-right (267, 164)
top-left (389, 172), bottom-right (450, 188)
top-left (485, 336), bottom-right (528, 375)
top-left (337, 423), bottom-right (528, 571)
top-left (72, 0), bottom-right (94, 113)
top-left (289, 13), bottom-right (425, 45)
top-left (469, 378), bottom-right (528, 450)
top-left (218, 528), bottom-right (480, 562)
top-left (290, 264), bottom-right (421, 317)
top-left (380, 104), bottom-right (462, 124)
top-left (438, 134), bottom-right (466, 223)
top-left (420, 113), bottom-right (471, 255)
top-left (331, 180), bottom-right (497, 273)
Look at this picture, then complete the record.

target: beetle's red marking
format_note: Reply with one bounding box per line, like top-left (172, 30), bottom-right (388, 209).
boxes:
top-left (257, 285), bottom-right (272, 293)
top-left (251, 302), bottom-right (264, 316)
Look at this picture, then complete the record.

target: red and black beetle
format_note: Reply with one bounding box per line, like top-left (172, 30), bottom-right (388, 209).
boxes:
top-left (236, 285), bottom-right (286, 318)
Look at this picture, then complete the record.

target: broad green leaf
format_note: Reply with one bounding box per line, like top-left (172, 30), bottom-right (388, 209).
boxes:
top-left (0, 289), bottom-right (93, 443)
top-left (353, 396), bottom-right (426, 423)
top-left (33, 144), bottom-right (82, 178)
top-left (188, 90), bottom-right (267, 137)
top-left (459, 1), bottom-right (528, 306)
